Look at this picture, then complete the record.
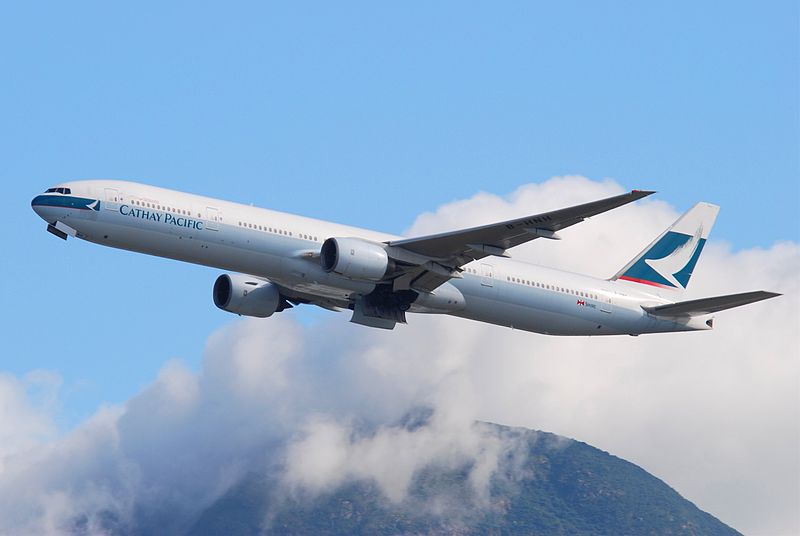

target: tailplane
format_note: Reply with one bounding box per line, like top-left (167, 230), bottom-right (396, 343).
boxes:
top-left (641, 291), bottom-right (781, 317)
top-left (611, 202), bottom-right (719, 297)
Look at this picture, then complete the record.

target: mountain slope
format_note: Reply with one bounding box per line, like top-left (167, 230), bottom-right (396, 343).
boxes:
top-left (188, 424), bottom-right (741, 536)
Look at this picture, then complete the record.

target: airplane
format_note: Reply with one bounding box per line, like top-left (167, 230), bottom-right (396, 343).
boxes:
top-left (31, 180), bottom-right (779, 336)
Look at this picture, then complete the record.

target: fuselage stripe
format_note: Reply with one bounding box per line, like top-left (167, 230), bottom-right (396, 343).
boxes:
top-left (618, 275), bottom-right (674, 288)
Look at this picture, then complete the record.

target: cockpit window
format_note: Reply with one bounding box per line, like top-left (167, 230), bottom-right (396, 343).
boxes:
top-left (44, 187), bottom-right (71, 194)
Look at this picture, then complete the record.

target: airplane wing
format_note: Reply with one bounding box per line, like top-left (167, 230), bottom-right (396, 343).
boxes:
top-left (387, 189), bottom-right (654, 292)
top-left (642, 290), bottom-right (781, 317)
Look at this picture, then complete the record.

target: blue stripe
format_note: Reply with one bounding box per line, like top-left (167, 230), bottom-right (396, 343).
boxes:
top-left (31, 195), bottom-right (100, 211)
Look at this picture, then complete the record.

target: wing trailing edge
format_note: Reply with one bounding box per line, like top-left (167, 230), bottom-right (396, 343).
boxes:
top-left (387, 189), bottom-right (654, 292)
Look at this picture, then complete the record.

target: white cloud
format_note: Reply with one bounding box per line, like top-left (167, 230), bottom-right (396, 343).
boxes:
top-left (0, 176), bottom-right (797, 535)
top-left (0, 371), bottom-right (60, 471)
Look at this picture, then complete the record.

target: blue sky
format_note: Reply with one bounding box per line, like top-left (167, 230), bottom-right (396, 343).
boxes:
top-left (1, 1), bottom-right (797, 429)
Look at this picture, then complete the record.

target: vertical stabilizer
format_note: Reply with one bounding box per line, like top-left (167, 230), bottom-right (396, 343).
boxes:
top-left (611, 202), bottom-right (719, 297)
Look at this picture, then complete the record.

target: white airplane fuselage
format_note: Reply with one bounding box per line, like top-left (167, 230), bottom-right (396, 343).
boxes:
top-left (32, 180), bottom-right (713, 336)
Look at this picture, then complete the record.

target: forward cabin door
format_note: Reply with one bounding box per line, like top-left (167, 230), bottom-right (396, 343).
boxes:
top-left (104, 188), bottom-right (120, 211)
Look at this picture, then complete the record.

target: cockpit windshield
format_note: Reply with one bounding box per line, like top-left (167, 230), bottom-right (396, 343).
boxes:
top-left (44, 187), bottom-right (71, 195)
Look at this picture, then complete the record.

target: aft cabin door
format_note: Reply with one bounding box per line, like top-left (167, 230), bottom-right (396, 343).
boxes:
top-left (206, 206), bottom-right (220, 231)
top-left (599, 294), bottom-right (613, 313)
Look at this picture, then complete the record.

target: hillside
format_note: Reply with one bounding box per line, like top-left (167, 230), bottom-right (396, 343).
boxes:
top-left (187, 424), bottom-right (741, 536)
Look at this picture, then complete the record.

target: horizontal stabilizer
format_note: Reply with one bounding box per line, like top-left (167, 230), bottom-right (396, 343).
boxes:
top-left (642, 291), bottom-right (781, 317)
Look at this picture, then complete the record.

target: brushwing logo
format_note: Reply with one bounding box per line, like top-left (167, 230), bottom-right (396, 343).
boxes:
top-left (644, 225), bottom-right (703, 289)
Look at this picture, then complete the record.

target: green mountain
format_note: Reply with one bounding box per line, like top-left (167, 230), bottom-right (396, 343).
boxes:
top-left (187, 424), bottom-right (741, 536)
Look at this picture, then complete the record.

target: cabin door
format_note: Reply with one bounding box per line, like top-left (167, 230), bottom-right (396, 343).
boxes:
top-left (599, 294), bottom-right (613, 314)
top-left (206, 206), bottom-right (220, 231)
top-left (480, 263), bottom-right (494, 287)
top-left (104, 188), bottom-right (120, 210)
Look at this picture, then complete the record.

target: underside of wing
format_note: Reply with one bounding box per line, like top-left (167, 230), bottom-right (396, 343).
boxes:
top-left (642, 291), bottom-right (781, 317)
top-left (389, 189), bottom-right (653, 260)
top-left (386, 189), bottom-right (654, 292)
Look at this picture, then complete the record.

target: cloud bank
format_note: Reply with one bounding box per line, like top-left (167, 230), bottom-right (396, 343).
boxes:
top-left (1, 176), bottom-right (797, 535)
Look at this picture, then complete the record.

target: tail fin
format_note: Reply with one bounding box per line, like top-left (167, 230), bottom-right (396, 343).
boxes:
top-left (611, 202), bottom-right (719, 296)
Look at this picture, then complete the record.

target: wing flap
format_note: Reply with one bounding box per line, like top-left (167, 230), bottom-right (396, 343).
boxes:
top-left (642, 291), bottom-right (781, 317)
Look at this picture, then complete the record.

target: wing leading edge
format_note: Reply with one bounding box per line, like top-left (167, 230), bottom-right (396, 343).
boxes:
top-left (387, 189), bottom-right (655, 292)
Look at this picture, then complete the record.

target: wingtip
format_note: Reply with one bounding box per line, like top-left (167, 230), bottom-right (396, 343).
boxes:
top-left (631, 189), bottom-right (656, 197)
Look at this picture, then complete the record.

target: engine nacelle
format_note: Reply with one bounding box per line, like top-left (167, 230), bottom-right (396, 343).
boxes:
top-left (320, 237), bottom-right (392, 281)
top-left (213, 274), bottom-right (280, 318)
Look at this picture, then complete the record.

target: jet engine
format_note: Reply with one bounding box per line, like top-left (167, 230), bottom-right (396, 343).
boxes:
top-left (320, 237), bottom-right (394, 281)
top-left (213, 273), bottom-right (281, 318)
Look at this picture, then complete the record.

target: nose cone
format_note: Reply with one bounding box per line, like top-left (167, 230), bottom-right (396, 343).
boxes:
top-left (31, 195), bottom-right (49, 220)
